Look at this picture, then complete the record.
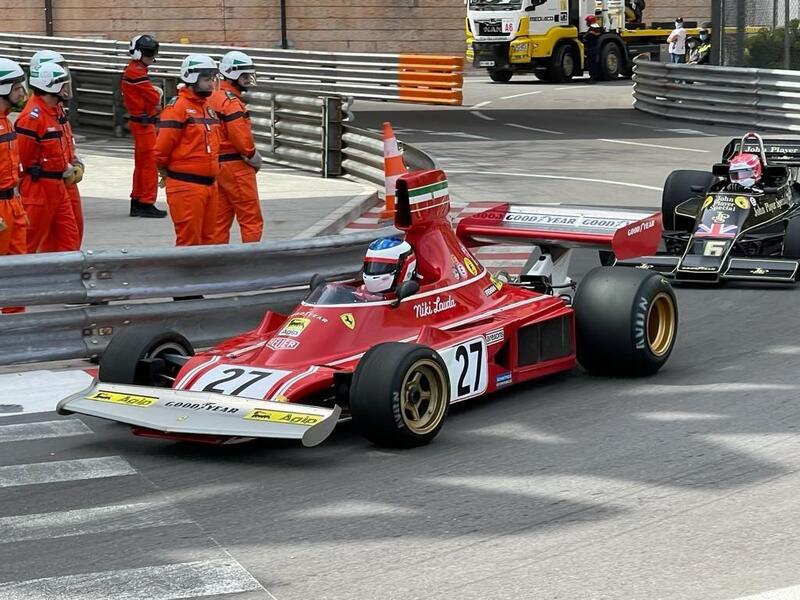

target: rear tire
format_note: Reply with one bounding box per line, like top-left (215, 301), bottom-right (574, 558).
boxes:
top-left (350, 343), bottom-right (450, 448)
top-left (489, 69), bottom-right (513, 83)
top-left (599, 42), bottom-right (623, 80)
top-left (99, 325), bottom-right (194, 387)
top-left (662, 169), bottom-right (716, 231)
top-left (574, 267), bottom-right (678, 376)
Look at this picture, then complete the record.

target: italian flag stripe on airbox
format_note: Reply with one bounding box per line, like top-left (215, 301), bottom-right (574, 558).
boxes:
top-left (407, 180), bottom-right (449, 205)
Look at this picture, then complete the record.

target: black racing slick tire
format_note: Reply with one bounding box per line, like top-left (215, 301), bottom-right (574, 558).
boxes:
top-left (574, 267), bottom-right (678, 377)
top-left (489, 69), bottom-right (513, 83)
top-left (350, 343), bottom-right (450, 448)
top-left (783, 218), bottom-right (800, 259)
top-left (99, 325), bottom-right (194, 387)
top-left (662, 169), bottom-right (716, 231)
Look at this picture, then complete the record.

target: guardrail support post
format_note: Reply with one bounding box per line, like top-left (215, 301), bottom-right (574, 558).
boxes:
top-left (323, 96), bottom-right (343, 178)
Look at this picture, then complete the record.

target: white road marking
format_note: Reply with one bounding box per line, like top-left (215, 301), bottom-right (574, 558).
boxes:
top-left (447, 169), bottom-right (662, 191)
top-left (290, 500), bottom-right (419, 518)
top-left (729, 583), bottom-right (800, 599)
top-left (621, 383), bottom-right (797, 396)
top-left (0, 370), bottom-right (93, 417)
top-left (470, 110), bottom-right (495, 121)
top-left (472, 100), bottom-right (492, 109)
top-left (469, 422), bottom-right (572, 444)
top-left (766, 345), bottom-right (800, 355)
top-left (0, 419), bottom-right (92, 443)
top-left (500, 90), bottom-right (543, 100)
top-left (0, 456), bottom-right (136, 489)
top-left (506, 122), bottom-right (565, 135)
top-left (0, 559), bottom-right (264, 600)
top-left (597, 138), bottom-right (711, 152)
top-left (637, 411), bottom-right (729, 422)
top-left (0, 502), bottom-right (192, 544)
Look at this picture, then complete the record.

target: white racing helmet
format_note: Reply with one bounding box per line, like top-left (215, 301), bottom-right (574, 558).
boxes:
top-left (180, 54), bottom-right (217, 84)
top-left (219, 51), bottom-right (256, 86)
top-left (0, 58), bottom-right (26, 96)
top-left (30, 50), bottom-right (67, 72)
top-left (362, 237), bottom-right (417, 294)
top-left (30, 62), bottom-right (71, 95)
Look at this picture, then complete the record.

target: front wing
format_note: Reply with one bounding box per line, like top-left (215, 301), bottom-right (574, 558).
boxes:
top-left (57, 381), bottom-right (341, 447)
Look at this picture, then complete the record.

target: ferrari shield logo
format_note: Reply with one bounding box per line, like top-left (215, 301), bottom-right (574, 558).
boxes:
top-left (340, 313), bottom-right (356, 330)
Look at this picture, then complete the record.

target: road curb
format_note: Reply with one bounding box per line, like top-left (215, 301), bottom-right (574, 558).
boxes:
top-left (293, 189), bottom-right (382, 238)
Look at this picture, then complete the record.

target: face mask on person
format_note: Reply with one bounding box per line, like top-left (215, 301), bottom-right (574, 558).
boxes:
top-left (675, 21), bottom-right (682, 28)
top-left (700, 34), bottom-right (709, 41)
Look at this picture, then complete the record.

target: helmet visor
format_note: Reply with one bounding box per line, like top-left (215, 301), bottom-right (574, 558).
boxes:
top-left (730, 167), bottom-right (755, 183)
top-left (363, 258), bottom-right (397, 276)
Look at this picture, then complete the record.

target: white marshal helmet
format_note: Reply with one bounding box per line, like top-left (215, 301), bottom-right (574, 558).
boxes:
top-left (29, 62), bottom-right (70, 94)
top-left (0, 58), bottom-right (26, 96)
top-left (219, 50), bottom-right (256, 81)
top-left (362, 237), bottom-right (417, 294)
top-left (180, 54), bottom-right (218, 84)
top-left (30, 50), bottom-right (67, 72)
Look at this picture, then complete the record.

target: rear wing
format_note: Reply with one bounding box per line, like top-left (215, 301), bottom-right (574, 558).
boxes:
top-left (722, 138), bottom-right (800, 166)
top-left (456, 204), bottom-right (662, 260)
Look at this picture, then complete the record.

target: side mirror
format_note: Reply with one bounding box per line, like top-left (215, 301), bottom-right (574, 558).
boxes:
top-left (309, 273), bottom-right (326, 292)
top-left (763, 186), bottom-right (779, 194)
top-left (392, 280), bottom-right (419, 308)
top-left (690, 185), bottom-right (706, 193)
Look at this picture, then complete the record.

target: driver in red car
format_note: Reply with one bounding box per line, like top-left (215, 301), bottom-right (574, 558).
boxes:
top-left (728, 153), bottom-right (763, 191)
top-left (356, 236), bottom-right (417, 301)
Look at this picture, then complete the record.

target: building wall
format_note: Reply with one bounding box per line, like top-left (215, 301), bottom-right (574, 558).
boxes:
top-left (6, 0), bottom-right (710, 54)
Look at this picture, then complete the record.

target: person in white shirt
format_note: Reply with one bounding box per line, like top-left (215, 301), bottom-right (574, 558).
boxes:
top-left (667, 17), bottom-right (687, 63)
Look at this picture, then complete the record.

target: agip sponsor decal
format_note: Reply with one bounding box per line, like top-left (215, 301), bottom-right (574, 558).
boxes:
top-left (87, 390), bottom-right (157, 408)
top-left (279, 317), bottom-right (310, 338)
top-left (244, 408), bottom-right (323, 426)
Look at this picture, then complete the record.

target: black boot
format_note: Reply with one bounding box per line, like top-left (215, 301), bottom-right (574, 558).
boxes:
top-left (130, 199), bottom-right (167, 218)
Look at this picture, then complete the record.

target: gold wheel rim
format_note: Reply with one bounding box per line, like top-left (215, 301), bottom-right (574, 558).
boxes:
top-left (646, 292), bottom-right (676, 357)
top-left (400, 359), bottom-right (447, 435)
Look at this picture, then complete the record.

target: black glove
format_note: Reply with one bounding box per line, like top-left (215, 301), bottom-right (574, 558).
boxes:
top-left (27, 164), bottom-right (42, 181)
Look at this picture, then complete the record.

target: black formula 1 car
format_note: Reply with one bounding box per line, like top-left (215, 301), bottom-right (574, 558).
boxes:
top-left (615, 132), bottom-right (800, 283)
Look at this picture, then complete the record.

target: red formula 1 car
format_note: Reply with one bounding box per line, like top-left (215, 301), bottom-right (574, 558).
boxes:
top-left (59, 168), bottom-right (677, 448)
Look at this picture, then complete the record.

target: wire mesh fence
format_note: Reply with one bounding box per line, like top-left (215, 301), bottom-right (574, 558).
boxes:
top-left (716, 0), bottom-right (800, 68)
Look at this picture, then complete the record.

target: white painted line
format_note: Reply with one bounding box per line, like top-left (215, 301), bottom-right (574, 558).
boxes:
top-left (500, 90), bottom-right (543, 100)
top-left (0, 419), bottom-right (92, 443)
top-left (597, 138), bottom-right (710, 153)
top-left (0, 456), bottom-right (136, 489)
top-left (0, 502), bottom-right (192, 544)
top-left (472, 100), bottom-right (492, 109)
top-left (506, 122), bottom-right (565, 135)
top-left (447, 169), bottom-right (662, 191)
top-left (729, 583), bottom-right (800, 599)
top-left (637, 411), bottom-right (729, 422)
top-left (0, 559), bottom-right (264, 600)
top-left (621, 383), bottom-right (797, 396)
top-left (0, 370), bottom-right (93, 418)
top-left (470, 110), bottom-right (495, 121)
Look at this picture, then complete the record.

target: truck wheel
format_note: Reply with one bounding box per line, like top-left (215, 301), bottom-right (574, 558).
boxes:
top-left (600, 43), bottom-right (623, 80)
top-left (782, 218), bottom-right (800, 259)
top-left (574, 267), bottom-right (678, 376)
top-left (489, 69), bottom-right (513, 82)
top-left (99, 325), bottom-right (194, 387)
top-left (662, 169), bottom-right (716, 231)
top-left (548, 44), bottom-right (577, 82)
top-left (350, 342), bottom-right (450, 448)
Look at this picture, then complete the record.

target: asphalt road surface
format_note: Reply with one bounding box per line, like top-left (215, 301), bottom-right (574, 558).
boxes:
top-left (1, 78), bottom-right (799, 600)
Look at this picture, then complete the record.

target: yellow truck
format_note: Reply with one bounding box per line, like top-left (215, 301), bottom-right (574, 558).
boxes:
top-left (466, 0), bottom-right (699, 82)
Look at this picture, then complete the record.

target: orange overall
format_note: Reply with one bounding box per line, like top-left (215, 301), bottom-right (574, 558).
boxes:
top-left (15, 94), bottom-right (79, 253)
top-left (122, 60), bottom-right (161, 205)
top-left (154, 87), bottom-right (220, 246)
top-left (208, 80), bottom-right (262, 243)
top-left (0, 106), bottom-right (26, 257)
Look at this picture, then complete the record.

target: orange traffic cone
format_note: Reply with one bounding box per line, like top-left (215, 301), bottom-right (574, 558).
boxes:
top-left (381, 121), bottom-right (408, 219)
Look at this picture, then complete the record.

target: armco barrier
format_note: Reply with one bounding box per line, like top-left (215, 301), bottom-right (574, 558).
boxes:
top-left (632, 57), bottom-right (800, 131)
top-left (0, 33), bottom-right (464, 106)
top-left (0, 227), bottom-right (396, 366)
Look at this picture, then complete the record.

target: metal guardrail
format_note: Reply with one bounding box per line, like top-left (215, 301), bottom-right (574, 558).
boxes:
top-left (632, 57), bottom-right (800, 131)
top-left (0, 33), bottom-right (464, 106)
top-left (0, 228), bottom-right (397, 366)
top-left (341, 125), bottom-right (438, 187)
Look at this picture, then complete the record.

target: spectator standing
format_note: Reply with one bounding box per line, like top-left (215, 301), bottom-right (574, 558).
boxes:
top-left (667, 17), bottom-right (687, 63)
